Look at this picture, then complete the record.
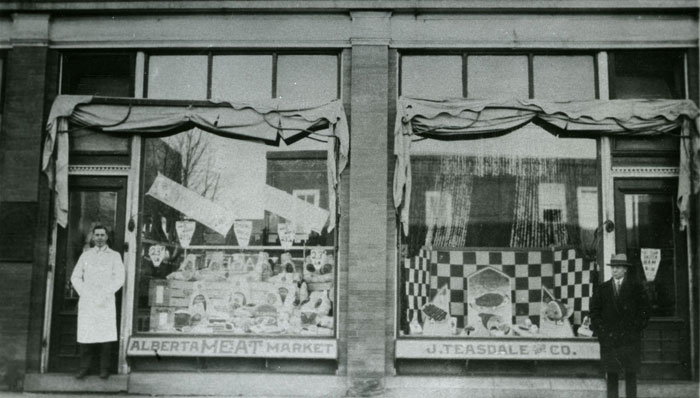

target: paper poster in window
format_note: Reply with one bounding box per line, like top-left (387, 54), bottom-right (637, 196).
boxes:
top-left (641, 248), bottom-right (661, 282)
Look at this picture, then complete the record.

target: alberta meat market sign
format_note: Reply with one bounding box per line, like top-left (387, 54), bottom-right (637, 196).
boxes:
top-left (127, 336), bottom-right (337, 359)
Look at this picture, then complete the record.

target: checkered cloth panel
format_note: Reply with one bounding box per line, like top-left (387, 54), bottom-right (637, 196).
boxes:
top-left (553, 248), bottom-right (593, 326)
top-left (404, 249), bottom-right (431, 325)
top-left (428, 249), bottom-right (554, 328)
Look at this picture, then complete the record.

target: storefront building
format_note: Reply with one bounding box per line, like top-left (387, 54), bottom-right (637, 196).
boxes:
top-left (0, 1), bottom-right (698, 396)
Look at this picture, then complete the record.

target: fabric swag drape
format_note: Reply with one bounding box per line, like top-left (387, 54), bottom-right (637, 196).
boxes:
top-left (42, 95), bottom-right (349, 231)
top-left (394, 97), bottom-right (700, 235)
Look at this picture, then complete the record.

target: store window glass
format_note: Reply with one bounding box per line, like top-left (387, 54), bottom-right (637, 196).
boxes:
top-left (147, 55), bottom-right (208, 100)
top-left (610, 51), bottom-right (685, 154)
top-left (276, 55), bottom-right (338, 101)
top-left (401, 125), bottom-right (598, 339)
top-left (611, 51), bottom-right (684, 99)
top-left (136, 133), bottom-right (336, 336)
top-left (467, 56), bottom-right (529, 99)
top-left (136, 53), bottom-right (339, 337)
top-left (61, 53), bottom-right (135, 156)
top-left (401, 56), bottom-right (462, 98)
top-left (533, 55), bottom-right (596, 100)
top-left (61, 53), bottom-right (134, 97)
top-left (211, 55), bottom-right (273, 101)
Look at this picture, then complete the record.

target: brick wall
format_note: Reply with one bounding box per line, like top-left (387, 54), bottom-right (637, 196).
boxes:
top-left (0, 27), bottom-right (52, 389)
top-left (0, 47), bottom-right (47, 202)
top-left (347, 41), bottom-right (390, 394)
top-left (0, 263), bottom-right (33, 390)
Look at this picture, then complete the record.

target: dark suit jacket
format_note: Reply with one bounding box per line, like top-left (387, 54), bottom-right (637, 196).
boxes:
top-left (590, 277), bottom-right (651, 372)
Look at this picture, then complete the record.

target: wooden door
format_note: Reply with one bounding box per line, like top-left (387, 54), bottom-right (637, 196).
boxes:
top-left (613, 178), bottom-right (690, 379)
top-left (48, 176), bottom-right (127, 372)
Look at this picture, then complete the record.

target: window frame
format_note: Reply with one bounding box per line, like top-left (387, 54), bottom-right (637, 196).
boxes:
top-left (143, 50), bottom-right (342, 101)
top-left (398, 50), bottom-right (600, 100)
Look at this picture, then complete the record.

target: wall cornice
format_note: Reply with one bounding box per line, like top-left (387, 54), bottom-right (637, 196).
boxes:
top-left (0, 1), bottom-right (697, 14)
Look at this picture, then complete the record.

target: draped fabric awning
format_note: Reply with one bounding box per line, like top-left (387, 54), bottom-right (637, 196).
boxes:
top-left (42, 95), bottom-right (349, 231)
top-left (394, 97), bottom-right (700, 235)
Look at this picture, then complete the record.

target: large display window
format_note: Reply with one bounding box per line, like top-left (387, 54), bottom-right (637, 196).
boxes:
top-left (135, 131), bottom-right (337, 337)
top-left (130, 52), bottom-right (341, 339)
top-left (392, 97), bottom-right (698, 362)
top-left (400, 125), bottom-right (599, 340)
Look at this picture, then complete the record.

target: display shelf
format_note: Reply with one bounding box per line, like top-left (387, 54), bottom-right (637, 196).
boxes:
top-left (182, 245), bottom-right (334, 250)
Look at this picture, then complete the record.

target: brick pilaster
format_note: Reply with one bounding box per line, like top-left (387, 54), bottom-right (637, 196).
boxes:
top-left (0, 13), bottom-right (51, 390)
top-left (346, 11), bottom-right (391, 397)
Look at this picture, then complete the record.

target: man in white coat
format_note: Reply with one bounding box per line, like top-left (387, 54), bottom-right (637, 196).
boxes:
top-left (70, 225), bottom-right (125, 379)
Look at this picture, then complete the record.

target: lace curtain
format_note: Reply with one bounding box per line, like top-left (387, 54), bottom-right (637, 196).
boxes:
top-left (420, 154), bottom-right (590, 249)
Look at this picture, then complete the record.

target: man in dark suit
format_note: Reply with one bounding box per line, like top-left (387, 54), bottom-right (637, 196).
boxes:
top-left (590, 253), bottom-right (651, 398)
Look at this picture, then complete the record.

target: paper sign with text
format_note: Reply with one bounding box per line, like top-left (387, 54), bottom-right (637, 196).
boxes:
top-left (147, 174), bottom-right (235, 236)
top-left (263, 185), bottom-right (329, 233)
top-left (278, 222), bottom-right (296, 249)
top-left (148, 245), bottom-right (168, 267)
top-left (641, 248), bottom-right (661, 281)
top-left (233, 220), bottom-right (252, 247)
top-left (175, 220), bottom-right (196, 248)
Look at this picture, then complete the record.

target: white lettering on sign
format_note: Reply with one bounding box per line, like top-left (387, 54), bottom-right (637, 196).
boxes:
top-left (395, 339), bottom-right (599, 360)
top-left (127, 337), bottom-right (337, 359)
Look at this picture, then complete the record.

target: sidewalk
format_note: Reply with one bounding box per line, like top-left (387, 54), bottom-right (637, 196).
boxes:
top-left (4, 374), bottom-right (700, 398)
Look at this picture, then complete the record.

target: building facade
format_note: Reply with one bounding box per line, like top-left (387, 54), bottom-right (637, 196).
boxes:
top-left (0, 1), bottom-right (698, 396)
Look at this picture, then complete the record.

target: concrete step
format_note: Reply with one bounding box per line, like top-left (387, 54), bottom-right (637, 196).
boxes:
top-left (22, 373), bottom-right (127, 393)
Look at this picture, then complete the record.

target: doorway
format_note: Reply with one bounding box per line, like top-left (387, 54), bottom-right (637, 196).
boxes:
top-left (48, 176), bottom-right (127, 373)
top-left (613, 178), bottom-right (690, 379)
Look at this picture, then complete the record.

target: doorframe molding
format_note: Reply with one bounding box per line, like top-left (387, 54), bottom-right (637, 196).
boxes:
top-left (40, 167), bottom-right (132, 373)
top-left (611, 166), bottom-right (680, 178)
top-left (68, 165), bottom-right (131, 176)
top-left (597, 51), bottom-right (614, 283)
top-left (118, 51), bottom-right (145, 375)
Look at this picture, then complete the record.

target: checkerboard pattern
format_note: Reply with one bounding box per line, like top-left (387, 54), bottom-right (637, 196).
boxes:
top-left (427, 249), bottom-right (554, 328)
top-left (403, 247), bottom-right (594, 330)
top-left (553, 248), bottom-right (593, 326)
top-left (404, 248), bottom-right (431, 325)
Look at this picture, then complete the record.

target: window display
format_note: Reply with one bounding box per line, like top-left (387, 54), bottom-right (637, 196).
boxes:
top-left (400, 125), bottom-right (598, 340)
top-left (136, 130), bottom-right (336, 336)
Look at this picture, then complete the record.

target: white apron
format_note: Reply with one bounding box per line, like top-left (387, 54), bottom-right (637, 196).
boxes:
top-left (70, 246), bottom-right (125, 343)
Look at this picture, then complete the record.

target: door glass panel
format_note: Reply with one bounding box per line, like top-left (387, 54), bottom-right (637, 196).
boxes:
top-left (623, 193), bottom-right (676, 317)
top-left (64, 190), bottom-right (119, 310)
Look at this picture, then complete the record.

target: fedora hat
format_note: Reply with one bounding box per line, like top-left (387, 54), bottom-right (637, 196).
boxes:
top-left (607, 253), bottom-right (633, 267)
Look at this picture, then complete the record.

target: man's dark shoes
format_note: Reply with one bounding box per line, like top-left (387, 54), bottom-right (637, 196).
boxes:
top-left (99, 371), bottom-right (110, 380)
top-left (75, 369), bottom-right (89, 380)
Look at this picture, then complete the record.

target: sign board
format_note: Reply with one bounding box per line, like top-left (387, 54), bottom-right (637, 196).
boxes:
top-left (264, 185), bottom-right (329, 233)
top-left (147, 173), bottom-right (235, 236)
top-left (641, 248), bottom-right (661, 282)
top-left (175, 221), bottom-right (196, 248)
top-left (127, 336), bottom-right (337, 359)
top-left (148, 245), bottom-right (168, 267)
top-left (278, 222), bottom-right (296, 249)
top-left (233, 220), bottom-right (253, 247)
top-left (395, 338), bottom-right (599, 360)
